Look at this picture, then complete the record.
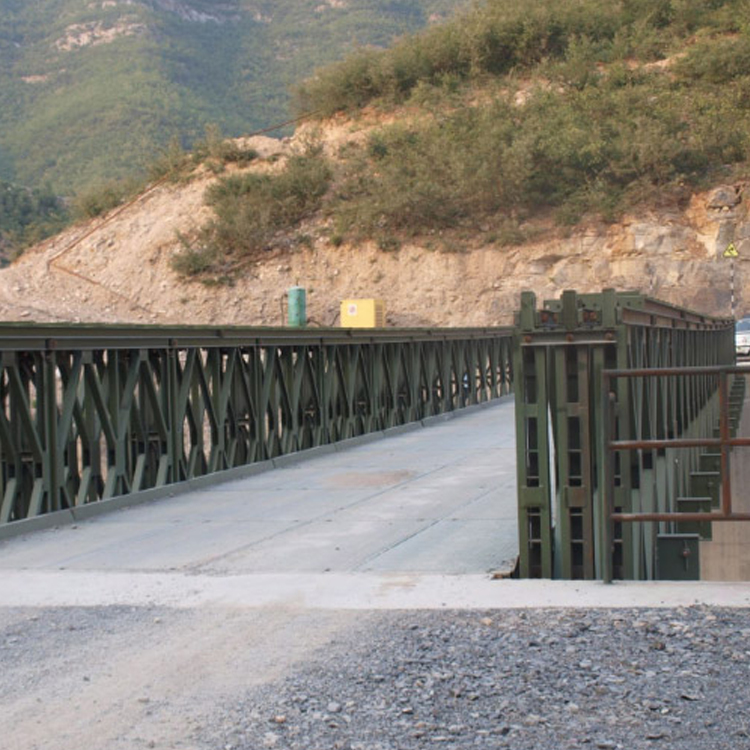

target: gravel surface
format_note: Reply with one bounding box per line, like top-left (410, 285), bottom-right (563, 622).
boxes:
top-left (209, 608), bottom-right (750, 750)
top-left (0, 605), bottom-right (359, 750)
top-left (3, 605), bottom-right (750, 749)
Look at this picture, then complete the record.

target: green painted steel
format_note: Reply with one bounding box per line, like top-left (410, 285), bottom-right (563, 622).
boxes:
top-left (514, 289), bottom-right (734, 580)
top-left (0, 324), bottom-right (513, 527)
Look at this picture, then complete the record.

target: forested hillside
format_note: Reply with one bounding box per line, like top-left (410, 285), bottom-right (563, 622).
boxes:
top-left (0, 0), bottom-right (461, 194)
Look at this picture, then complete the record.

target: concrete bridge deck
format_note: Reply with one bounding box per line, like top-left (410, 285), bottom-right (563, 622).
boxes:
top-left (0, 398), bottom-right (520, 609)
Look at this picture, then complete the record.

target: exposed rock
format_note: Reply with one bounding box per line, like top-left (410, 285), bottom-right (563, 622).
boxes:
top-left (150, 0), bottom-right (240, 24)
top-left (2, 126), bottom-right (750, 325)
top-left (707, 185), bottom-right (742, 210)
top-left (55, 20), bottom-right (147, 50)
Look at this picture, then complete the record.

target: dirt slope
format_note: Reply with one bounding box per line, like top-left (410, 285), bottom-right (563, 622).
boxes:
top-left (0, 123), bottom-right (747, 327)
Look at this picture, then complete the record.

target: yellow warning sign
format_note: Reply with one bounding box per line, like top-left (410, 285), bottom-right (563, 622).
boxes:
top-left (724, 242), bottom-right (739, 258)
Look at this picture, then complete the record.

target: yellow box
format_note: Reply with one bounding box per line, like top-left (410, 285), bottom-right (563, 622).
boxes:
top-left (340, 299), bottom-right (386, 328)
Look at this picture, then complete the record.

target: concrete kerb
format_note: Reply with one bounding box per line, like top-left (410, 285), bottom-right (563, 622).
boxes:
top-left (272, 444), bottom-right (337, 468)
top-left (0, 396), bottom-right (515, 542)
top-left (0, 508), bottom-right (76, 542)
top-left (382, 422), bottom-right (422, 438)
top-left (333, 432), bottom-right (383, 450)
top-left (185, 460), bottom-right (275, 489)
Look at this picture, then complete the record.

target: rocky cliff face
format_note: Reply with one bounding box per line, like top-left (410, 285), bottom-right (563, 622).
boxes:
top-left (0, 124), bottom-right (746, 326)
top-left (504, 184), bottom-right (748, 321)
top-left (148, 0), bottom-right (241, 24)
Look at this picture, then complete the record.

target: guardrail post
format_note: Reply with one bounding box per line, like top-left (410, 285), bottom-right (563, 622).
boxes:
top-left (515, 292), bottom-right (553, 578)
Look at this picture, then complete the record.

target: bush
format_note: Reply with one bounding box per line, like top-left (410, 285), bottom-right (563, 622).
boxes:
top-left (170, 237), bottom-right (220, 277)
top-left (296, 0), bottom-right (747, 117)
top-left (72, 180), bottom-right (130, 219)
top-left (673, 35), bottom-right (750, 84)
top-left (191, 124), bottom-right (259, 167)
top-left (173, 147), bottom-right (332, 277)
top-left (147, 136), bottom-right (192, 182)
top-left (182, 0), bottom-right (750, 266)
top-left (294, 0), bottom-right (663, 115)
top-left (326, 55), bottom-right (750, 238)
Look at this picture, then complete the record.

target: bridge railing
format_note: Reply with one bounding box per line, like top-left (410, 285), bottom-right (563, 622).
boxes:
top-left (514, 289), bottom-right (735, 580)
top-left (0, 324), bottom-right (513, 526)
top-left (602, 364), bottom-right (749, 581)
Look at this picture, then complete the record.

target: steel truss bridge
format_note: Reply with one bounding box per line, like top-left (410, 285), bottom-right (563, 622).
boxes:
top-left (0, 290), bottom-right (746, 580)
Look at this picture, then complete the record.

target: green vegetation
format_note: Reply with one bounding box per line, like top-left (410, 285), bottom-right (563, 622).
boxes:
top-left (171, 147), bottom-right (331, 278)
top-left (295, 0), bottom-right (743, 114)
top-left (174, 0), bottom-right (750, 279)
top-left (329, 65), bottom-right (748, 236)
top-left (72, 127), bottom-right (259, 221)
top-left (6, 0), bottom-right (750, 272)
top-left (282, 0), bottom-right (750, 241)
top-left (0, 0), bottom-right (462, 196)
top-left (0, 181), bottom-right (69, 260)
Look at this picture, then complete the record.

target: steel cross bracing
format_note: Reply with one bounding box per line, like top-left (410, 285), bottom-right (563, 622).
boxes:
top-left (514, 289), bottom-right (736, 580)
top-left (0, 325), bottom-right (513, 526)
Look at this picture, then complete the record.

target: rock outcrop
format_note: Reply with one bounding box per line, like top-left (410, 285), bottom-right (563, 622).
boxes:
top-left (0, 122), bottom-right (747, 327)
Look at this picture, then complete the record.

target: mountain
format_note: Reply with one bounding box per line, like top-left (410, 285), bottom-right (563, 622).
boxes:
top-left (2, 0), bottom-right (750, 327)
top-left (0, 0), bottom-right (462, 194)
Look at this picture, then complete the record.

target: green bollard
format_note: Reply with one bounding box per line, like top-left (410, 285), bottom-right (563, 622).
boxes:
top-left (287, 286), bottom-right (307, 327)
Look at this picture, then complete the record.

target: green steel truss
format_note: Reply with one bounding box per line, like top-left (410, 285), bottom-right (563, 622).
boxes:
top-left (0, 324), bottom-right (513, 526)
top-left (514, 290), bottom-right (735, 580)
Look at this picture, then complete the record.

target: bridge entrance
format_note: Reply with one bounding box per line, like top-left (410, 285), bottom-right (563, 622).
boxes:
top-left (515, 289), bottom-right (749, 581)
top-left (1, 290), bottom-right (747, 581)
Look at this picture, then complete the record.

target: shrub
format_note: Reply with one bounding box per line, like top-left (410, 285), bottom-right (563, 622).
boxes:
top-left (294, 0), bottom-right (659, 116)
top-left (170, 239), bottom-right (220, 277)
top-left (147, 136), bottom-right (192, 182)
top-left (296, 0), bottom-right (748, 118)
top-left (73, 180), bottom-right (130, 219)
top-left (191, 124), bottom-right (259, 167)
top-left (173, 147), bottom-right (332, 277)
top-left (182, 0), bottom-right (750, 265)
top-left (328, 55), bottom-right (750, 238)
top-left (673, 34), bottom-right (750, 84)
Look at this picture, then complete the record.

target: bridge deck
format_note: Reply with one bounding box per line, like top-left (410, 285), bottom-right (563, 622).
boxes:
top-left (0, 398), bottom-right (519, 583)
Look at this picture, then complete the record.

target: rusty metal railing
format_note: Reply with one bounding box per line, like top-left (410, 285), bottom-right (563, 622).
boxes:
top-left (514, 289), bottom-right (734, 580)
top-left (602, 364), bottom-right (750, 582)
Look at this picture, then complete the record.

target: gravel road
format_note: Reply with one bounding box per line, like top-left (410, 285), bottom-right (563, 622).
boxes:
top-left (3, 605), bottom-right (750, 750)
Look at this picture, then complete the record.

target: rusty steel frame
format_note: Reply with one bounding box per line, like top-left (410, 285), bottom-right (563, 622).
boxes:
top-left (602, 364), bottom-right (750, 583)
